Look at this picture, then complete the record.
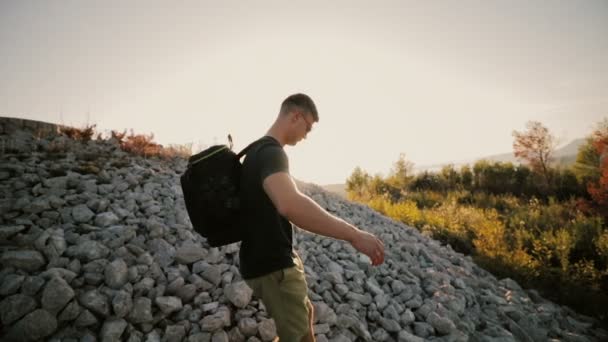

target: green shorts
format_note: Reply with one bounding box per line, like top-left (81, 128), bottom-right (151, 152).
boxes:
top-left (245, 254), bottom-right (312, 341)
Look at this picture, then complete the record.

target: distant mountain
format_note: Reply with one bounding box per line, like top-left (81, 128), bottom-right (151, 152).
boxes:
top-left (320, 138), bottom-right (586, 196)
top-left (416, 138), bottom-right (586, 171)
top-left (320, 183), bottom-right (348, 198)
top-left (554, 138), bottom-right (587, 158)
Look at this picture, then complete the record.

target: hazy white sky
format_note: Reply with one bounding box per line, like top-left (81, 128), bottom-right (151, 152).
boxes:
top-left (1, 1), bottom-right (607, 184)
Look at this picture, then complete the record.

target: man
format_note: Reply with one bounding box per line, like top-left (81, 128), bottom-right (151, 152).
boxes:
top-left (239, 93), bottom-right (385, 342)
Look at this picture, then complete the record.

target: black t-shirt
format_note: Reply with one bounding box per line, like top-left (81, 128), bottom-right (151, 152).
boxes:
top-left (239, 136), bottom-right (295, 279)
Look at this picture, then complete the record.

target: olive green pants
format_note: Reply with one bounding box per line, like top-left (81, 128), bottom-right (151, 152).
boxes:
top-left (245, 254), bottom-right (312, 341)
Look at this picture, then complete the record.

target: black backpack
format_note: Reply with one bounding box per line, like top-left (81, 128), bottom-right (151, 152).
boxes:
top-left (180, 136), bottom-right (270, 247)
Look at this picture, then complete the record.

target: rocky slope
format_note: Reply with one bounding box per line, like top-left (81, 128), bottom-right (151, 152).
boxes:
top-left (1, 118), bottom-right (607, 342)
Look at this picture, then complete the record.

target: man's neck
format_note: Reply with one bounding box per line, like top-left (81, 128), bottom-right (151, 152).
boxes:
top-left (265, 125), bottom-right (287, 147)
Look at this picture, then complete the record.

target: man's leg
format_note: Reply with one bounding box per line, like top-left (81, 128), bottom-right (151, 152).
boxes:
top-left (300, 299), bottom-right (316, 342)
top-left (246, 262), bottom-right (311, 341)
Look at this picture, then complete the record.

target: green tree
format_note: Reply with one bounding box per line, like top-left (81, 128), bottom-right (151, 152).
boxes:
top-left (441, 164), bottom-right (461, 190)
top-left (473, 160), bottom-right (519, 194)
top-left (346, 166), bottom-right (371, 200)
top-left (369, 174), bottom-right (396, 198)
top-left (409, 171), bottom-right (447, 192)
top-left (473, 160), bottom-right (491, 190)
top-left (573, 119), bottom-right (608, 186)
top-left (386, 153), bottom-right (414, 191)
top-left (460, 165), bottom-right (473, 190)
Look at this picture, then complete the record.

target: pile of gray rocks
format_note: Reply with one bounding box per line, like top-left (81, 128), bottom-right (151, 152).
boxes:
top-left (1, 118), bottom-right (607, 341)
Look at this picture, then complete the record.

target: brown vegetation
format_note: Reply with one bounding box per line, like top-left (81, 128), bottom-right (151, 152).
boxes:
top-left (51, 124), bottom-right (192, 159)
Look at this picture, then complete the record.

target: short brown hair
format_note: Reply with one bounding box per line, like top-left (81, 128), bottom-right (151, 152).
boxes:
top-left (279, 93), bottom-right (319, 122)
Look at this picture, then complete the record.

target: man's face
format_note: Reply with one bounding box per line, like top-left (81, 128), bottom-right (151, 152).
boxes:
top-left (289, 111), bottom-right (314, 145)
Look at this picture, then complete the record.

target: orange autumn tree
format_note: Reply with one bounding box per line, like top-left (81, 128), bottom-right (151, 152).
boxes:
top-left (587, 119), bottom-right (608, 219)
top-left (512, 121), bottom-right (557, 190)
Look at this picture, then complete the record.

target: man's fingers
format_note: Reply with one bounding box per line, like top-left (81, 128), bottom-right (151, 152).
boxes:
top-left (357, 233), bottom-right (384, 266)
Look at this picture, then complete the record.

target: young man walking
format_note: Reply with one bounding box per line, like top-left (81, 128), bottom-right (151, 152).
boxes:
top-left (239, 93), bottom-right (385, 342)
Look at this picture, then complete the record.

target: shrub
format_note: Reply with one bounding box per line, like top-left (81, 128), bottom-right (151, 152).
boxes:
top-left (406, 190), bottom-right (444, 209)
top-left (409, 172), bottom-right (448, 192)
top-left (596, 230), bottom-right (608, 265)
top-left (161, 143), bottom-right (193, 159)
top-left (569, 215), bottom-right (604, 264)
top-left (58, 123), bottom-right (97, 142)
top-left (385, 200), bottom-right (422, 226)
top-left (107, 129), bottom-right (191, 160)
top-left (366, 196), bottom-right (391, 216)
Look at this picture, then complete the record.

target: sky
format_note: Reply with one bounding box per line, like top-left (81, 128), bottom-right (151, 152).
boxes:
top-left (1, 1), bottom-right (607, 184)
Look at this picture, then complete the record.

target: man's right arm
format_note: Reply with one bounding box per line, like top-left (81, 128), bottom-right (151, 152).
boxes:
top-left (263, 172), bottom-right (385, 265)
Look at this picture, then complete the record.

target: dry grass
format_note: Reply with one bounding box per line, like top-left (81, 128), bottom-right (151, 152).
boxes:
top-left (44, 123), bottom-right (192, 159)
top-left (110, 129), bottom-right (191, 159)
top-left (58, 124), bottom-right (96, 142)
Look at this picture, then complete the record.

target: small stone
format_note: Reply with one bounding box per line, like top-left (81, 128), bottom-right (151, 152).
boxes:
top-left (391, 279), bottom-right (407, 294)
top-left (400, 309), bottom-right (415, 325)
top-left (0, 274), bottom-right (25, 296)
top-left (313, 302), bottom-right (337, 325)
top-left (379, 317), bottom-right (402, 332)
top-left (79, 289), bottom-right (110, 317)
top-left (337, 314), bottom-right (358, 329)
top-left (95, 212), bottom-right (120, 227)
top-left (167, 277), bottom-right (185, 294)
top-left (41, 276), bottom-right (75, 314)
top-left (426, 312), bottom-right (456, 335)
top-left (321, 272), bottom-right (343, 284)
top-left (228, 326), bottom-right (245, 342)
top-left (211, 330), bottom-right (229, 342)
top-left (201, 313), bottom-right (226, 332)
top-left (238, 317), bottom-right (258, 336)
top-left (0, 250), bottom-right (46, 271)
top-left (105, 258), bottom-right (128, 289)
top-left (398, 330), bottom-right (425, 342)
top-left (23, 198), bottom-right (51, 214)
top-left (155, 296), bottom-right (183, 315)
top-left (67, 240), bottom-right (110, 261)
top-left (225, 281), bottom-right (253, 308)
top-left (5, 309), bottom-right (57, 341)
top-left (366, 278), bottom-right (384, 296)
top-left (202, 302), bottom-right (219, 312)
top-left (258, 319), bottom-right (277, 341)
top-left (200, 265), bottom-right (222, 286)
top-left (345, 292), bottom-right (372, 305)
top-left (0, 293), bottom-right (37, 325)
top-left (112, 290), bottom-right (133, 318)
top-left (72, 204), bottom-right (95, 223)
top-left (188, 332), bottom-right (212, 342)
top-left (175, 244), bottom-right (206, 264)
top-left (176, 284), bottom-right (197, 303)
top-left (165, 325), bottom-right (187, 342)
top-left (375, 294), bottom-right (391, 310)
top-left (40, 267), bottom-right (77, 283)
top-left (335, 284), bottom-right (349, 296)
top-left (75, 309), bottom-right (98, 327)
top-left (313, 323), bottom-right (330, 335)
top-left (0, 225), bottom-right (27, 240)
top-left (128, 297), bottom-right (153, 324)
top-left (58, 300), bottom-right (81, 321)
top-left (21, 275), bottom-right (45, 295)
top-left (101, 318), bottom-right (128, 342)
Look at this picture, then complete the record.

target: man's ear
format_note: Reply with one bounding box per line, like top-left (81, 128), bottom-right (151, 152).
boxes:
top-left (290, 111), bottom-right (299, 123)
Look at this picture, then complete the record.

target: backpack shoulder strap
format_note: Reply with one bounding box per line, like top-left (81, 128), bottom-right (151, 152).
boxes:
top-left (236, 136), bottom-right (276, 159)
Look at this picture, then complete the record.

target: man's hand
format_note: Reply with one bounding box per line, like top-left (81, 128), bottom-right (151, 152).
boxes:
top-left (350, 230), bottom-right (385, 266)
